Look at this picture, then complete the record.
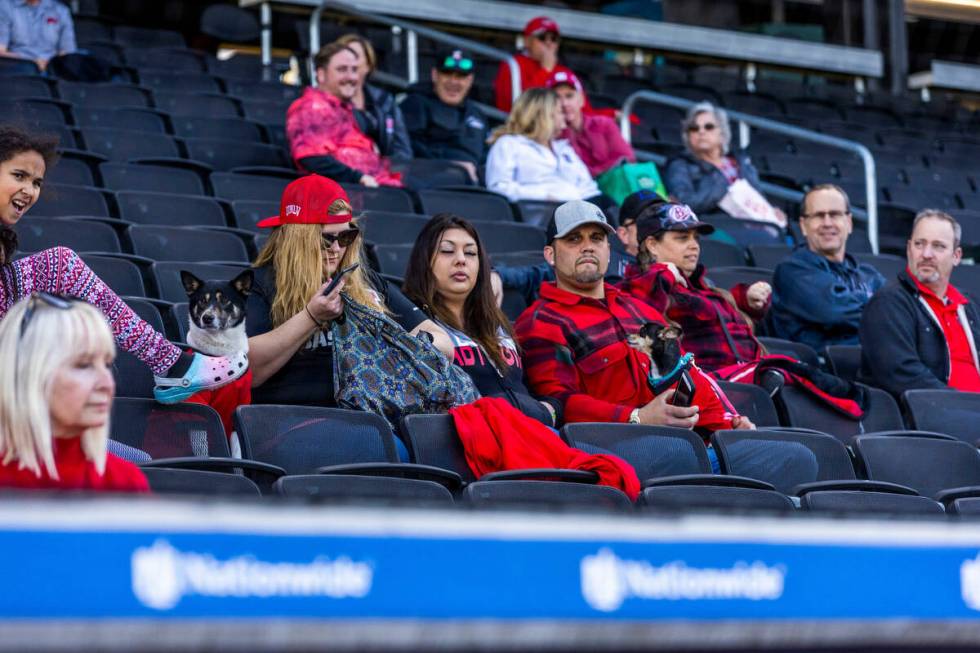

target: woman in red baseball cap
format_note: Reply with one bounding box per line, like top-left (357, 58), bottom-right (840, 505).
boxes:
top-left (246, 174), bottom-right (448, 406)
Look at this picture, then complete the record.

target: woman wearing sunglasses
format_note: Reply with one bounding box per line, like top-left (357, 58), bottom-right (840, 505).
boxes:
top-left (0, 125), bottom-right (247, 404)
top-left (0, 293), bottom-right (149, 492)
top-left (247, 174), bottom-right (448, 407)
top-left (664, 102), bottom-right (785, 229)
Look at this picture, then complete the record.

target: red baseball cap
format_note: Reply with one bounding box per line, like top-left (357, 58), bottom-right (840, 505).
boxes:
top-left (524, 16), bottom-right (560, 38)
top-left (256, 174), bottom-right (352, 228)
top-left (545, 69), bottom-right (583, 94)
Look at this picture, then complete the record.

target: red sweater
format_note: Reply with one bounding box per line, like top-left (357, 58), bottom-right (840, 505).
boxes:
top-left (494, 54), bottom-right (591, 113)
top-left (0, 437), bottom-right (149, 492)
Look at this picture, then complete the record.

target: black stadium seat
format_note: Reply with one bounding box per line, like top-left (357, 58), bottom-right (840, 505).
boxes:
top-left (341, 185), bottom-right (416, 213)
top-left (58, 82), bottom-right (152, 109)
top-left (705, 266), bottom-right (773, 289)
top-left (212, 172), bottom-right (291, 202)
top-left (153, 92), bottom-right (242, 118)
top-left (15, 216), bottom-right (120, 252)
top-left (124, 48), bottom-right (204, 72)
top-left (360, 211), bottom-right (431, 245)
top-left (371, 244), bottom-right (413, 279)
top-left (81, 254), bottom-right (146, 297)
top-left (99, 163), bottom-right (205, 196)
top-left (143, 468), bottom-right (262, 497)
top-left (7, 75), bottom-right (56, 99)
top-left (116, 191), bottom-right (228, 227)
top-left (462, 480), bottom-right (632, 512)
top-left (30, 184), bottom-right (110, 218)
top-left (757, 337), bottom-right (821, 366)
top-left (81, 128), bottom-right (182, 162)
top-left (471, 221), bottom-right (546, 253)
top-left (129, 225), bottom-right (249, 263)
top-left (700, 239), bottom-right (746, 267)
top-left (901, 389), bottom-right (980, 443)
top-left (183, 138), bottom-right (290, 172)
top-left (715, 381), bottom-right (780, 426)
top-left (639, 485), bottom-right (796, 513)
top-left (137, 71), bottom-right (222, 95)
top-left (824, 345), bottom-right (862, 383)
top-left (170, 116), bottom-right (265, 143)
top-left (799, 490), bottom-right (943, 515)
top-left (852, 433), bottom-right (980, 499)
top-left (774, 385), bottom-right (904, 442)
top-left (73, 107), bottom-right (169, 134)
top-left (45, 155), bottom-right (96, 187)
top-left (115, 26), bottom-right (187, 48)
top-left (273, 474), bottom-right (454, 506)
top-left (417, 189), bottom-right (515, 222)
top-left (0, 98), bottom-right (70, 125)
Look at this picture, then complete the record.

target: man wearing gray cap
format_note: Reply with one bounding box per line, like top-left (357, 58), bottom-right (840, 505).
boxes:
top-left (514, 200), bottom-right (752, 432)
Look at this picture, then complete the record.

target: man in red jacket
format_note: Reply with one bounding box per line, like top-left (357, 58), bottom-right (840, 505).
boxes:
top-left (514, 200), bottom-right (753, 433)
top-left (494, 16), bottom-right (590, 113)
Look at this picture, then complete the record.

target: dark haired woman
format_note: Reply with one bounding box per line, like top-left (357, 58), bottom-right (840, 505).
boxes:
top-left (0, 124), bottom-right (246, 402)
top-left (402, 213), bottom-right (560, 426)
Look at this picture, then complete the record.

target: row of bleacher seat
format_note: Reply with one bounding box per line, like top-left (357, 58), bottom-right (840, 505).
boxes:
top-left (111, 397), bottom-right (980, 518)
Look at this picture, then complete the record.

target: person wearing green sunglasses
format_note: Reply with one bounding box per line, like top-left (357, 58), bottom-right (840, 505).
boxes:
top-left (402, 49), bottom-right (489, 183)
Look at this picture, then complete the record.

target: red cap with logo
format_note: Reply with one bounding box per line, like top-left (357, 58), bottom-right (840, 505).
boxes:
top-left (256, 174), bottom-right (352, 228)
top-left (545, 69), bottom-right (583, 94)
top-left (523, 16), bottom-right (560, 38)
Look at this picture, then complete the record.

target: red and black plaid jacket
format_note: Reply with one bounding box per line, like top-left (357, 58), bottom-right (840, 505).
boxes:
top-left (618, 263), bottom-right (766, 372)
top-left (513, 281), bottom-right (739, 429)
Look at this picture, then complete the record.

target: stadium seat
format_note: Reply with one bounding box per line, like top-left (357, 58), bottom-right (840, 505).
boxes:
top-left (0, 57), bottom-right (41, 76)
top-left (711, 428), bottom-right (894, 496)
top-left (700, 239), bottom-right (746, 267)
top-left (41, 155), bottom-right (97, 187)
top-left (638, 485), bottom-right (795, 513)
top-left (340, 184), bottom-right (416, 213)
top-left (212, 172), bottom-right (291, 202)
top-left (852, 253), bottom-right (906, 281)
top-left (231, 199), bottom-right (279, 232)
top-left (461, 480), bottom-right (633, 512)
top-left (757, 337), bottom-right (821, 366)
top-left (150, 261), bottom-right (248, 303)
top-left (137, 71), bottom-right (222, 95)
top-left (153, 91), bottom-right (242, 118)
top-left (705, 266), bottom-right (773, 289)
top-left (125, 48), bottom-right (206, 73)
top-left (417, 189), bottom-right (515, 222)
top-left (562, 423), bottom-right (719, 485)
top-left (0, 98), bottom-right (71, 125)
top-left (224, 80), bottom-right (302, 103)
top-left (183, 138), bottom-right (290, 172)
top-left (852, 433), bottom-right (980, 499)
top-left (115, 26), bottom-right (186, 48)
top-left (30, 184), bottom-right (110, 218)
top-left (715, 381), bottom-right (780, 426)
top-left (117, 191), bottom-right (228, 227)
top-left (6, 75), bottom-right (56, 99)
top-left (748, 245), bottom-right (793, 270)
top-left (515, 200), bottom-right (562, 228)
top-left (239, 98), bottom-right (290, 124)
top-left (39, 123), bottom-right (81, 150)
top-left (824, 345), bottom-right (861, 383)
top-left (774, 385), bottom-right (903, 441)
top-left (111, 300), bottom-right (168, 400)
top-left (947, 497), bottom-right (980, 516)
top-left (170, 116), bottom-right (266, 143)
top-left (142, 468), bottom-right (262, 497)
top-left (100, 163), bottom-right (205, 196)
top-left (58, 82), bottom-right (152, 109)
top-left (73, 106), bottom-right (170, 135)
top-left (273, 474), bottom-right (454, 506)
top-left (81, 128), bottom-right (182, 162)
top-left (397, 159), bottom-right (472, 187)
top-left (360, 211), bottom-right (431, 245)
top-left (471, 221), bottom-right (547, 253)
top-left (81, 254), bottom-right (146, 297)
top-left (371, 244), bottom-right (413, 279)
top-left (901, 389), bottom-right (980, 443)
top-left (799, 490), bottom-right (944, 515)
top-left (15, 216), bottom-right (120, 252)
top-left (129, 225), bottom-right (249, 263)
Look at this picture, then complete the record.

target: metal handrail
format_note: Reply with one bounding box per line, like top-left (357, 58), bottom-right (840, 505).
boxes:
top-left (309, 0), bottom-right (521, 105)
top-left (620, 90), bottom-right (879, 254)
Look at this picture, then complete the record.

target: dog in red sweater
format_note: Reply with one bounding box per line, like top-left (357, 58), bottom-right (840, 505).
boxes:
top-left (180, 270), bottom-right (254, 454)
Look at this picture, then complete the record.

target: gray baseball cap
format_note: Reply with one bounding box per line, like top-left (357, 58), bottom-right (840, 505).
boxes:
top-left (546, 200), bottom-right (616, 241)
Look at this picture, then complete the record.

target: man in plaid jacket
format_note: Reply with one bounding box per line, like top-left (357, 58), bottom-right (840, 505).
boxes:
top-left (514, 200), bottom-right (754, 432)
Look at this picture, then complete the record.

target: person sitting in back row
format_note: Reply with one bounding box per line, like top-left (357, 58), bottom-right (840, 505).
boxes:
top-left (400, 49), bottom-right (488, 184)
top-left (287, 41), bottom-right (402, 188)
top-left (0, 0), bottom-right (75, 72)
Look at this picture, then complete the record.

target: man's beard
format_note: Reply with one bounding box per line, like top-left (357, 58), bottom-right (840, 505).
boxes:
top-left (913, 264), bottom-right (940, 284)
top-left (573, 269), bottom-right (604, 284)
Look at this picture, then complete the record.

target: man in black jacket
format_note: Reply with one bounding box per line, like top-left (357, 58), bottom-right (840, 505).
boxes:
top-left (859, 209), bottom-right (980, 396)
top-left (400, 49), bottom-right (488, 183)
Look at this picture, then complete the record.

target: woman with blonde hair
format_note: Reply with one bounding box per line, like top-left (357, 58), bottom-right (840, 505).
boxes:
top-left (247, 174), bottom-right (444, 406)
top-left (0, 293), bottom-right (149, 491)
top-left (485, 87), bottom-right (600, 205)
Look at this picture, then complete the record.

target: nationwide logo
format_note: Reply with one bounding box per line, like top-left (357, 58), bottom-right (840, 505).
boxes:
top-left (131, 539), bottom-right (373, 610)
top-left (580, 548), bottom-right (785, 612)
top-left (285, 204), bottom-right (302, 217)
top-left (960, 553), bottom-right (980, 610)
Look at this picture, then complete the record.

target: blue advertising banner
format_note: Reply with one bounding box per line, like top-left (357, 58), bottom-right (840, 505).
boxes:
top-left (1, 496), bottom-right (980, 626)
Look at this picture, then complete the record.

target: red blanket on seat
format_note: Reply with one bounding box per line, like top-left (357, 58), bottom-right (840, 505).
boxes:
top-left (450, 397), bottom-right (641, 500)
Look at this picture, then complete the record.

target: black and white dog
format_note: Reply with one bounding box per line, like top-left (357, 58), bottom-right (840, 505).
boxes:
top-left (180, 270), bottom-right (253, 357)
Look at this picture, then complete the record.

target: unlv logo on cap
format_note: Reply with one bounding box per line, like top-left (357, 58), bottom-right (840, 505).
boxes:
top-left (666, 204), bottom-right (695, 223)
top-left (285, 204), bottom-right (301, 217)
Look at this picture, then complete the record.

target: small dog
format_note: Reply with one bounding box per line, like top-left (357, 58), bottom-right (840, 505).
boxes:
top-left (627, 322), bottom-right (683, 378)
top-left (180, 270), bottom-right (253, 357)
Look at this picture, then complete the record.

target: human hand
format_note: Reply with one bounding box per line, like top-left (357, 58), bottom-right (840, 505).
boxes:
top-left (731, 415), bottom-right (756, 430)
top-left (636, 389), bottom-right (700, 428)
top-left (490, 271), bottom-right (503, 308)
top-left (774, 207), bottom-right (788, 227)
top-left (307, 278), bottom-right (346, 325)
top-left (454, 160), bottom-right (479, 183)
top-left (412, 320), bottom-right (454, 360)
top-left (745, 281), bottom-right (772, 311)
top-left (359, 174), bottom-right (379, 188)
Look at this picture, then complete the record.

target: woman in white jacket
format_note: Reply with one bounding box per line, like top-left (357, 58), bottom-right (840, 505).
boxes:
top-left (486, 88), bottom-right (600, 204)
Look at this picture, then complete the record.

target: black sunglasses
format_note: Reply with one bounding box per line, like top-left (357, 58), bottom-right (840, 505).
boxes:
top-left (20, 291), bottom-right (74, 338)
top-left (535, 32), bottom-right (560, 43)
top-left (321, 227), bottom-right (360, 248)
top-left (687, 122), bottom-right (717, 133)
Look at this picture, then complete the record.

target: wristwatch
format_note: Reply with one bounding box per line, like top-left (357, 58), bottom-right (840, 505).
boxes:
top-left (628, 408), bottom-right (641, 424)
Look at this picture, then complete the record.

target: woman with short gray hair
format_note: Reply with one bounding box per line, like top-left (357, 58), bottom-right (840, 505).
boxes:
top-left (665, 102), bottom-right (785, 228)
